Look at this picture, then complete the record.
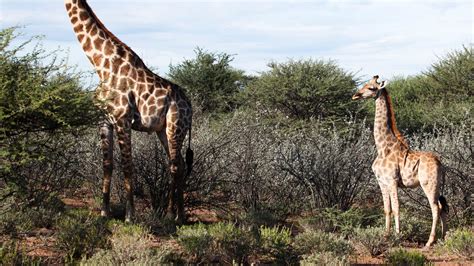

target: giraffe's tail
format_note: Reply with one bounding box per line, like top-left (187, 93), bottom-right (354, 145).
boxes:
top-left (439, 195), bottom-right (449, 214)
top-left (185, 127), bottom-right (193, 177)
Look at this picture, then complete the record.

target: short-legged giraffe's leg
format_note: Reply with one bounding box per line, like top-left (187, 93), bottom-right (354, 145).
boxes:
top-left (116, 119), bottom-right (135, 222)
top-left (379, 183), bottom-right (392, 235)
top-left (389, 181), bottom-right (400, 234)
top-left (421, 183), bottom-right (440, 247)
top-left (100, 121), bottom-right (114, 217)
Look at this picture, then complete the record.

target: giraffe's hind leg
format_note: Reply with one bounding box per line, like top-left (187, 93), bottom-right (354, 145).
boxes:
top-left (158, 130), bottom-right (185, 223)
top-left (420, 182), bottom-right (440, 247)
top-left (100, 121), bottom-right (114, 217)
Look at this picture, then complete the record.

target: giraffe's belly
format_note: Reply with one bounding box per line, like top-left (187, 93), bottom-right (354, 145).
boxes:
top-left (131, 112), bottom-right (166, 132)
top-left (399, 174), bottom-right (420, 188)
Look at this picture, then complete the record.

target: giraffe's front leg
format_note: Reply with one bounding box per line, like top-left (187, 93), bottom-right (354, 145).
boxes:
top-left (378, 183), bottom-right (392, 235)
top-left (389, 181), bottom-right (400, 234)
top-left (100, 121), bottom-right (114, 217)
top-left (116, 120), bottom-right (135, 222)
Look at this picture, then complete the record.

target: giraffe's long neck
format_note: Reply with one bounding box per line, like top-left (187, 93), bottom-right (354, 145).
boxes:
top-left (64, 0), bottom-right (148, 84)
top-left (373, 90), bottom-right (409, 155)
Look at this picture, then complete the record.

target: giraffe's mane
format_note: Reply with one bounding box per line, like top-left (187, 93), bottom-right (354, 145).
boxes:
top-left (81, 0), bottom-right (148, 70)
top-left (382, 89), bottom-right (410, 149)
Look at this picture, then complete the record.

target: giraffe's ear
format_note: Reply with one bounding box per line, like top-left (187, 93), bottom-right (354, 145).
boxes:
top-left (380, 80), bottom-right (387, 89)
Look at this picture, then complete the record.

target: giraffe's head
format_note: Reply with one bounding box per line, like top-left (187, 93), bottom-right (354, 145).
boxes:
top-left (352, 75), bottom-right (387, 100)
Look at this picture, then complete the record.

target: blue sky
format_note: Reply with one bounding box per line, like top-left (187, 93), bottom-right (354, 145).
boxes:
top-left (1, 0), bottom-right (472, 82)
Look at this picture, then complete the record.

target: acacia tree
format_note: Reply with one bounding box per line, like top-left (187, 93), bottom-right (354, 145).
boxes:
top-left (244, 59), bottom-right (359, 121)
top-left (168, 47), bottom-right (250, 114)
top-left (0, 27), bottom-right (100, 212)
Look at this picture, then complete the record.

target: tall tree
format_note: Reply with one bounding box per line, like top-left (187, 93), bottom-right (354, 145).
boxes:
top-left (0, 27), bottom-right (100, 207)
top-left (244, 59), bottom-right (359, 121)
top-left (168, 48), bottom-right (249, 114)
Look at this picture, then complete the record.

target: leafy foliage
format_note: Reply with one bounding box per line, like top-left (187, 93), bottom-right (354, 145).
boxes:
top-left (1, 27), bottom-right (99, 171)
top-left (299, 207), bottom-right (381, 236)
top-left (365, 45), bottom-right (473, 133)
top-left (300, 251), bottom-right (350, 266)
top-left (293, 229), bottom-right (353, 257)
top-left (385, 249), bottom-right (426, 266)
top-left (438, 228), bottom-right (474, 259)
top-left (175, 223), bottom-right (213, 260)
top-left (258, 225), bottom-right (295, 263)
top-left (244, 59), bottom-right (359, 121)
top-left (168, 47), bottom-right (249, 114)
top-left (0, 195), bottom-right (64, 236)
top-left (83, 221), bottom-right (179, 265)
top-left (0, 27), bottom-right (100, 218)
top-left (208, 222), bottom-right (254, 264)
top-left (55, 209), bottom-right (110, 259)
top-left (175, 222), bottom-right (254, 263)
top-left (0, 240), bottom-right (42, 265)
top-left (352, 227), bottom-right (401, 257)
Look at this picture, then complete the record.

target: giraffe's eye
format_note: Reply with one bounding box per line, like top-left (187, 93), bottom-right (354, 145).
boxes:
top-left (368, 87), bottom-right (377, 91)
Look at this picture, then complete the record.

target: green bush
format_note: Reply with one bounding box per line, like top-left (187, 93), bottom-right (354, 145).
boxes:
top-left (0, 194), bottom-right (64, 235)
top-left (244, 58), bottom-right (359, 121)
top-left (386, 248), bottom-right (427, 266)
top-left (0, 240), bottom-right (42, 265)
top-left (82, 221), bottom-right (179, 265)
top-left (367, 46), bottom-right (473, 133)
top-left (168, 47), bottom-right (250, 114)
top-left (352, 227), bottom-right (401, 257)
top-left (300, 251), bottom-right (349, 266)
top-left (55, 209), bottom-right (110, 259)
top-left (399, 213), bottom-right (432, 243)
top-left (175, 222), bottom-right (254, 263)
top-left (175, 223), bottom-right (213, 260)
top-left (0, 27), bottom-right (100, 227)
top-left (294, 229), bottom-right (353, 257)
top-left (208, 222), bottom-right (254, 263)
top-left (258, 225), bottom-right (295, 263)
top-left (438, 228), bottom-right (474, 259)
top-left (299, 208), bottom-right (381, 236)
top-left (138, 211), bottom-right (178, 235)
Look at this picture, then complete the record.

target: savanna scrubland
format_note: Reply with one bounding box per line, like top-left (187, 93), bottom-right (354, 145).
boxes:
top-left (1, 27), bottom-right (472, 264)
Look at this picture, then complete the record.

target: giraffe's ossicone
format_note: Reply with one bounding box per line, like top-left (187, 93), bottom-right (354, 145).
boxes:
top-left (64, 0), bottom-right (193, 223)
top-left (352, 75), bottom-right (448, 247)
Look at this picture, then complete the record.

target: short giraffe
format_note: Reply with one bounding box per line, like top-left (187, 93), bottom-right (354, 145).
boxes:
top-left (352, 75), bottom-right (448, 247)
top-left (64, 0), bottom-right (193, 223)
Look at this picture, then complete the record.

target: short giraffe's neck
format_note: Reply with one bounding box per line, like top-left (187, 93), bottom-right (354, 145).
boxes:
top-left (373, 89), bottom-right (409, 155)
top-left (64, 0), bottom-right (149, 84)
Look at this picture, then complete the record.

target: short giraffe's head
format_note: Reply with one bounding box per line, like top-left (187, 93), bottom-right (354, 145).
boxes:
top-left (352, 75), bottom-right (387, 100)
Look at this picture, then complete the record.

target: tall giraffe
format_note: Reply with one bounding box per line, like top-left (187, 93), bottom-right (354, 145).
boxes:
top-left (352, 75), bottom-right (448, 247)
top-left (64, 0), bottom-right (193, 223)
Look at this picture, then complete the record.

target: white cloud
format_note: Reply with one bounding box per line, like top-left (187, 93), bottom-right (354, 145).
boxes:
top-left (1, 0), bottom-right (471, 83)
